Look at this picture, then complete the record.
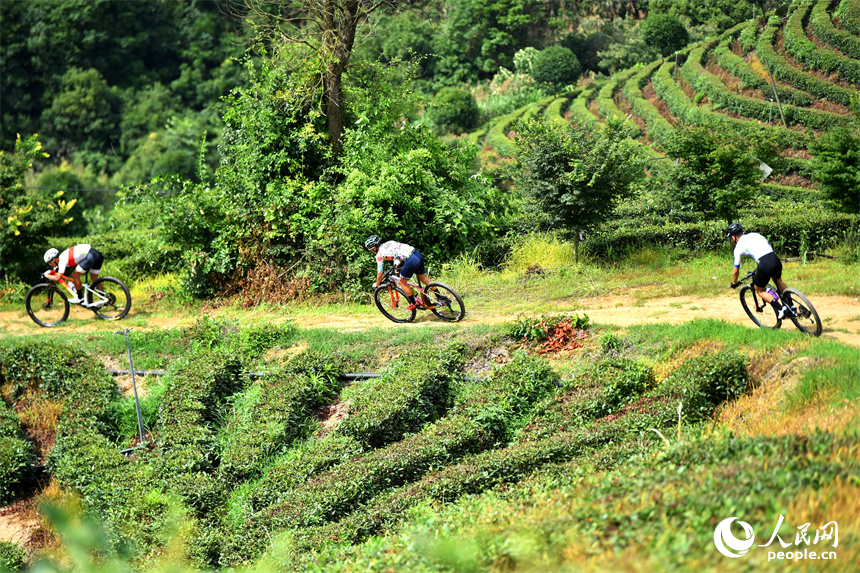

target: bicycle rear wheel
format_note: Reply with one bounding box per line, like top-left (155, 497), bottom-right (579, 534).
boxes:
top-left (782, 288), bottom-right (822, 337)
top-left (25, 283), bottom-right (70, 327)
top-left (739, 285), bottom-right (781, 330)
top-left (425, 282), bottom-right (465, 322)
top-left (374, 284), bottom-right (416, 323)
top-left (91, 277), bottom-right (131, 320)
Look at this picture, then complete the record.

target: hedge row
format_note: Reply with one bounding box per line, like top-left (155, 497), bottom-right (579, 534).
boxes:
top-left (597, 68), bottom-right (642, 138)
top-left (334, 347), bottom-right (462, 449)
top-left (217, 369), bottom-right (346, 482)
top-left (682, 42), bottom-right (852, 130)
top-left (586, 209), bottom-right (859, 258)
top-left (757, 15), bottom-right (856, 106)
top-left (811, 0), bottom-right (860, 59)
top-left (0, 400), bottom-right (34, 504)
top-left (543, 95), bottom-right (571, 125)
top-left (568, 86), bottom-right (601, 129)
top-left (713, 34), bottom-right (813, 107)
top-left (519, 95), bottom-right (557, 123)
top-left (652, 57), bottom-right (812, 150)
top-left (622, 59), bottom-right (674, 144)
top-left (0, 342), bottom-right (117, 437)
top-left (221, 352), bottom-right (560, 566)
top-left (280, 351), bottom-right (750, 562)
top-left (485, 100), bottom-right (535, 156)
top-left (837, 0), bottom-right (860, 36)
top-left (784, 0), bottom-right (860, 84)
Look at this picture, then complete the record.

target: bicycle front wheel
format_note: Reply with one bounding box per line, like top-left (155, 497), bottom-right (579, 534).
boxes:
top-left (425, 282), bottom-right (465, 322)
top-left (739, 285), bottom-right (781, 330)
top-left (374, 284), bottom-right (416, 323)
top-left (25, 283), bottom-right (70, 327)
top-left (782, 288), bottom-right (822, 337)
top-left (91, 277), bottom-right (131, 320)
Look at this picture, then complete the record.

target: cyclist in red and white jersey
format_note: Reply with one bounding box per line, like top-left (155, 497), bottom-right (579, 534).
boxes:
top-left (726, 224), bottom-right (790, 318)
top-left (365, 235), bottom-right (434, 310)
top-left (43, 245), bottom-right (104, 305)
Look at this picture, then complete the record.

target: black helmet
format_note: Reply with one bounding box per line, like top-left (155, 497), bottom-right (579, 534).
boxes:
top-left (364, 235), bottom-right (382, 251)
top-left (726, 223), bottom-right (743, 238)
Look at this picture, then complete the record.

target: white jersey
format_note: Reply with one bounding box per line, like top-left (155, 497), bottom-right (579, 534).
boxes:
top-left (375, 241), bottom-right (414, 273)
top-left (733, 233), bottom-right (774, 267)
top-left (57, 244), bottom-right (92, 274)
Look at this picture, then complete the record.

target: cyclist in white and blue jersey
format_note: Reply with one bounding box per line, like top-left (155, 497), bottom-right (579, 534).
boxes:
top-left (365, 235), bottom-right (434, 310)
top-left (727, 223), bottom-right (791, 319)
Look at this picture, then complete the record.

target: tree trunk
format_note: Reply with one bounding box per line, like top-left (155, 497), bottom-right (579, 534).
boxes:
top-left (321, 0), bottom-right (359, 156)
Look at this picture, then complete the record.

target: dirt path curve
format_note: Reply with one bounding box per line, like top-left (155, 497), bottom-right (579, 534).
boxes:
top-left (2, 293), bottom-right (860, 347)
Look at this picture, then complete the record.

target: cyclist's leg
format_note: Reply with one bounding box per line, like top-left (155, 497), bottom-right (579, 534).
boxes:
top-left (400, 252), bottom-right (426, 300)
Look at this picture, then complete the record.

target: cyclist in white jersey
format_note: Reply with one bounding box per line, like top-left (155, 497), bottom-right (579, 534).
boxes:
top-left (726, 224), bottom-right (790, 319)
top-left (365, 235), bottom-right (434, 310)
top-left (43, 244), bottom-right (104, 305)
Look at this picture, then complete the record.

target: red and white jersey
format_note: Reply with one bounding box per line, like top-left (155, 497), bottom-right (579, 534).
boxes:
top-left (375, 241), bottom-right (414, 273)
top-left (57, 244), bottom-right (92, 274)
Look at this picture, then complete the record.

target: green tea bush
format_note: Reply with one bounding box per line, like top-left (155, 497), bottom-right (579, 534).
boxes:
top-left (0, 342), bottom-right (117, 437)
top-left (334, 347), bottom-right (462, 448)
top-left (642, 12), bottom-right (690, 56)
top-left (0, 401), bottom-right (34, 503)
top-left (155, 350), bottom-right (245, 484)
top-left (0, 541), bottom-right (26, 572)
top-left (810, 0), bottom-right (860, 59)
top-left (426, 87), bottom-right (479, 135)
top-left (222, 352), bottom-right (560, 565)
top-left (656, 350), bottom-right (750, 422)
top-left (218, 368), bottom-right (346, 481)
top-left (784, 0), bottom-right (860, 84)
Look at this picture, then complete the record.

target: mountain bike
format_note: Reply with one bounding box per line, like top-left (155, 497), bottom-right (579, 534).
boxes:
top-left (373, 265), bottom-right (465, 323)
top-left (25, 271), bottom-right (132, 327)
top-left (736, 270), bottom-right (821, 336)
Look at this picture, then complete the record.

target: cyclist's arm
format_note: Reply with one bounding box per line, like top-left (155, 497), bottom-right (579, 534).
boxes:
top-left (731, 266), bottom-right (740, 285)
top-left (374, 271), bottom-right (383, 288)
top-left (44, 270), bottom-right (61, 282)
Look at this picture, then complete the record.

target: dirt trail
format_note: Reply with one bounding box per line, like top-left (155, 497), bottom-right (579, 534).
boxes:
top-left (2, 292), bottom-right (860, 347)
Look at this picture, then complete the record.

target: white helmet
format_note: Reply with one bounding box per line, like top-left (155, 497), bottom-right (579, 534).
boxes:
top-left (44, 248), bottom-right (59, 263)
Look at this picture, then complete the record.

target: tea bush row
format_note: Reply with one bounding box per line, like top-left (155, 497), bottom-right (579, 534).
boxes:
top-left (713, 35), bottom-right (813, 107)
top-left (784, 0), bottom-right (860, 84)
top-left (837, 0), bottom-right (860, 36)
top-left (682, 43), bottom-right (851, 131)
top-left (586, 209), bottom-right (859, 258)
top-left (542, 95), bottom-right (571, 125)
top-left (651, 55), bottom-right (811, 151)
top-left (0, 400), bottom-right (34, 504)
top-left (622, 59), bottom-right (673, 144)
top-left (279, 351), bottom-right (751, 564)
top-left (596, 68), bottom-right (642, 138)
top-left (335, 346), bottom-right (462, 448)
top-left (217, 368), bottom-right (347, 482)
top-left (568, 87), bottom-right (600, 129)
top-left (810, 0), bottom-right (860, 59)
top-left (219, 352), bottom-right (560, 565)
top-left (757, 15), bottom-right (856, 106)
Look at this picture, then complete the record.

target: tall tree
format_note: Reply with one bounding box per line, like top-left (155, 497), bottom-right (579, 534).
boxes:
top-left (243, 0), bottom-right (409, 155)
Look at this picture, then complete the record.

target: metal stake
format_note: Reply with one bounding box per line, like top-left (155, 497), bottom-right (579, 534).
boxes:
top-left (769, 99), bottom-right (773, 124)
top-left (674, 52), bottom-right (678, 79)
top-left (115, 328), bottom-right (145, 446)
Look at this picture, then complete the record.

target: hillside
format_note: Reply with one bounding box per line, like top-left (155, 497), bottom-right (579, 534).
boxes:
top-left (0, 251), bottom-right (859, 572)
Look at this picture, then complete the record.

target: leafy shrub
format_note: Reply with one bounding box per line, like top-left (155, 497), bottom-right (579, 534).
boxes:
top-left (508, 313), bottom-right (589, 341)
top-left (335, 347), bottom-right (462, 448)
top-left (657, 350), bottom-right (750, 422)
top-left (0, 342), bottom-right (117, 437)
top-left (426, 87), bottom-right (479, 134)
top-left (641, 12), bottom-right (690, 56)
top-left (0, 541), bottom-right (26, 572)
top-left (809, 125), bottom-right (860, 214)
top-left (218, 368), bottom-right (347, 481)
top-left (530, 46), bottom-right (582, 87)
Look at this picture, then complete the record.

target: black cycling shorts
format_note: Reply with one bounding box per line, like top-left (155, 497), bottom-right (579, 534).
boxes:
top-left (77, 248), bottom-right (104, 274)
top-left (400, 250), bottom-right (426, 280)
top-left (754, 252), bottom-right (782, 288)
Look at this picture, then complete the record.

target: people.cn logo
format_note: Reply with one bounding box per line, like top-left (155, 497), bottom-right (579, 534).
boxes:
top-left (714, 517), bottom-right (756, 558)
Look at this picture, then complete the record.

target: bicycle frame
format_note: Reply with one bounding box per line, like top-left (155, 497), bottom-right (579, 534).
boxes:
top-left (44, 271), bottom-right (108, 308)
top-left (383, 267), bottom-right (428, 307)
